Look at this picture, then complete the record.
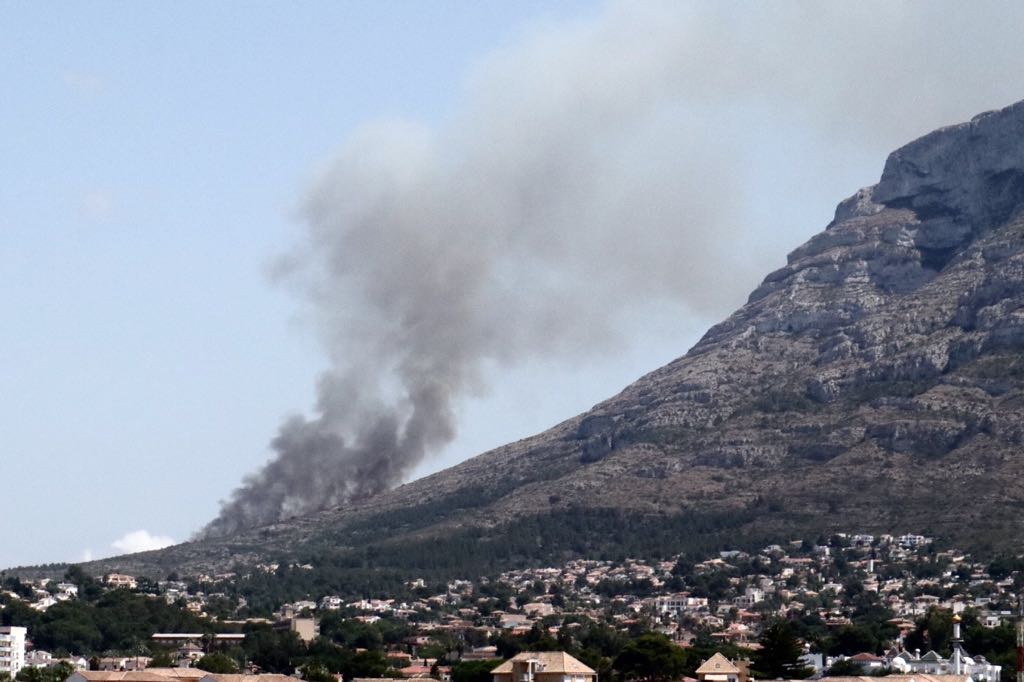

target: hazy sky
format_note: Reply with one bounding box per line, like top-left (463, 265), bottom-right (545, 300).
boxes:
top-left (4, 1), bottom-right (1024, 569)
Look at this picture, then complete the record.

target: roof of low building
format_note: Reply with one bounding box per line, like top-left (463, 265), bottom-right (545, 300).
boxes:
top-left (695, 653), bottom-right (740, 675)
top-left (198, 674), bottom-right (295, 682)
top-left (70, 671), bottom-right (171, 675)
top-left (815, 671), bottom-right (966, 675)
top-left (148, 670), bottom-right (206, 678)
top-left (69, 671), bottom-right (206, 682)
top-left (850, 653), bottom-right (883, 662)
top-left (491, 652), bottom-right (596, 675)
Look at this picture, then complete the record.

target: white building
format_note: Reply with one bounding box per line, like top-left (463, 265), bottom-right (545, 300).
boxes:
top-left (24, 650), bottom-right (53, 669)
top-left (0, 626), bottom-right (28, 677)
top-left (55, 583), bottom-right (79, 601)
top-left (733, 587), bottom-right (764, 608)
top-left (655, 594), bottom-right (707, 615)
top-left (890, 649), bottom-right (1001, 682)
top-left (891, 616), bottom-right (1001, 682)
top-left (31, 595), bottom-right (58, 611)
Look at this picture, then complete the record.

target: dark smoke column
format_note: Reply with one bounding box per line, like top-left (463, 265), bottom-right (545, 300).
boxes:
top-left (199, 4), bottom-right (762, 539)
top-left (201, 377), bottom-right (455, 538)
top-left (198, 116), bottom-right (497, 540)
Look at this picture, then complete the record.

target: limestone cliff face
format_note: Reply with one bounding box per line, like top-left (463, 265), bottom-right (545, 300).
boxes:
top-left (551, 100), bottom-right (1024, 534)
top-left (83, 100), bottom-right (1024, 576)
top-left (556, 99), bottom-right (1024, 538)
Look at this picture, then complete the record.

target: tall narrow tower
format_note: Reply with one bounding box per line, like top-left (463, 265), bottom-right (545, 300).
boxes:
top-left (1016, 598), bottom-right (1023, 682)
top-left (952, 614), bottom-right (964, 675)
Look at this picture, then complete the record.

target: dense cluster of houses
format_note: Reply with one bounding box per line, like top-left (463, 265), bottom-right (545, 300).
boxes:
top-left (2, 531), bottom-right (1021, 682)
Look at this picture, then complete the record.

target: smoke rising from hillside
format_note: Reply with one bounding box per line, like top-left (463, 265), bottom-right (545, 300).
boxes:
top-left (201, 1), bottom-right (1024, 538)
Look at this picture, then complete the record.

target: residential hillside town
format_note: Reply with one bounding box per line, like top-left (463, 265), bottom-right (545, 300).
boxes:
top-left (2, 532), bottom-right (1023, 682)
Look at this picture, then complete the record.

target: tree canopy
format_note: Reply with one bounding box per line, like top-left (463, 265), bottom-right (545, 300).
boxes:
top-left (196, 652), bottom-right (240, 674)
top-left (751, 621), bottom-right (812, 680)
top-left (614, 633), bottom-right (687, 682)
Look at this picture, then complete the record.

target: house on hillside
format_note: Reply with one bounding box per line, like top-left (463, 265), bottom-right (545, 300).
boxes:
top-left (95, 657), bottom-right (152, 671)
top-left (492, 652), bottom-right (596, 682)
top-left (105, 574), bottom-right (137, 590)
top-left (273, 616), bottom-right (318, 643)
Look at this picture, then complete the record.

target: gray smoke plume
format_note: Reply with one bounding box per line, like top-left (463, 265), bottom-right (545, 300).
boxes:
top-left (202, 0), bottom-right (1024, 538)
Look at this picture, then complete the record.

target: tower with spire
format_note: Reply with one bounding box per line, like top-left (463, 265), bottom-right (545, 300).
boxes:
top-left (952, 614), bottom-right (964, 675)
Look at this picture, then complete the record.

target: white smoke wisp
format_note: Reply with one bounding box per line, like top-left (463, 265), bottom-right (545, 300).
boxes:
top-left (111, 530), bottom-right (176, 554)
top-left (202, 0), bottom-right (1024, 537)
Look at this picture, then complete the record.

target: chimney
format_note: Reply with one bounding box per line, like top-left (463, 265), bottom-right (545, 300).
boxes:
top-left (735, 658), bottom-right (751, 682)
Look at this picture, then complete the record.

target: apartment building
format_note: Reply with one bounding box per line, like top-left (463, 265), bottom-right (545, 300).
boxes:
top-left (0, 626), bottom-right (27, 677)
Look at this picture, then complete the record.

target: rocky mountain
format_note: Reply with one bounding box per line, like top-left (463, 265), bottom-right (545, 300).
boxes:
top-left (69, 100), bottom-right (1024, 579)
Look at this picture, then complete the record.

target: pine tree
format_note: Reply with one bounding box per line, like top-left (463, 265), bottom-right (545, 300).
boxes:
top-left (751, 621), bottom-right (812, 679)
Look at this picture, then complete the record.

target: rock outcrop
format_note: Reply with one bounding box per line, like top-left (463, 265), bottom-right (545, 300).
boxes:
top-left (71, 99), bottom-right (1024, 578)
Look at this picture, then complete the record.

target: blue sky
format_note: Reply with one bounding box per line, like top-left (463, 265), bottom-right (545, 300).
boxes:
top-left (4, 1), bottom-right (1024, 568)
top-left (1, 0), bottom-right (600, 565)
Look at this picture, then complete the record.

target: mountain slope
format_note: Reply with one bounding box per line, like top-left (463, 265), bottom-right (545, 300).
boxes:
top-left (75, 100), bottom-right (1024, 578)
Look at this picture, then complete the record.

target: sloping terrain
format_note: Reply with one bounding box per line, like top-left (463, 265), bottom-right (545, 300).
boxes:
top-left (57, 100), bottom-right (1024, 579)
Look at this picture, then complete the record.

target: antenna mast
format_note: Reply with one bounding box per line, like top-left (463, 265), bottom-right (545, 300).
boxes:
top-left (1016, 596), bottom-right (1023, 682)
top-left (953, 614), bottom-right (963, 675)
